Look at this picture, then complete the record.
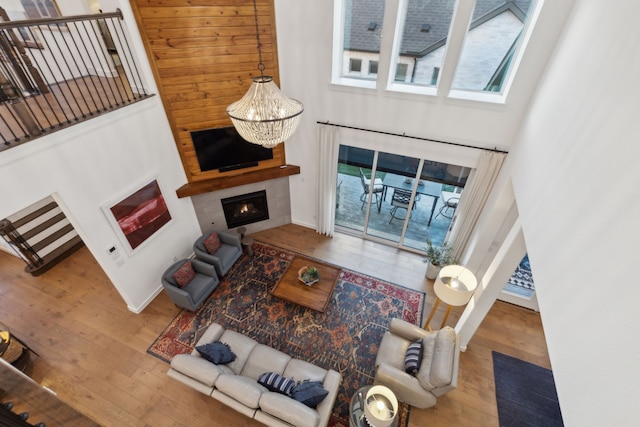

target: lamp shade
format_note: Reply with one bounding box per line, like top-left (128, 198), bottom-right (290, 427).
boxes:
top-left (434, 265), bottom-right (477, 306)
top-left (227, 76), bottom-right (303, 148)
top-left (363, 385), bottom-right (398, 427)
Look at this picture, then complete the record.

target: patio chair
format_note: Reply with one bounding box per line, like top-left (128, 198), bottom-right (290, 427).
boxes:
top-left (360, 168), bottom-right (384, 210)
top-left (389, 189), bottom-right (414, 223)
top-left (435, 196), bottom-right (459, 220)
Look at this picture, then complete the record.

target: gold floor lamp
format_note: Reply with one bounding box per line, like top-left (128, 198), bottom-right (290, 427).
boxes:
top-left (423, 265), bottom-right (478, 331)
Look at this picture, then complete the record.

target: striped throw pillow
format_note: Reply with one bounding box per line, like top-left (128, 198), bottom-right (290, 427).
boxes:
top-left (404, 339), bottom-right (423, 376)
top-left (258, 372), bottom-right (295, 396)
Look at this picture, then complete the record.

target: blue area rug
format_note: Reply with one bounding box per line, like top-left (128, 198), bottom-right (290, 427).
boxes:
top-left (493, 351), bottom-right (563, 427)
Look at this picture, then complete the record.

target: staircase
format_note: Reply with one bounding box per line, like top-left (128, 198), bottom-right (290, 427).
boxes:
top-left (0, 196), bottom-right (84, 276)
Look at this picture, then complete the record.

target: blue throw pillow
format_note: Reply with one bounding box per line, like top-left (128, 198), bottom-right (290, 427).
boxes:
top-left (196, 341), bottom-right (236, 365)
top-left (291, 380), bottom-right (329, 408)
top-left (258, 372), bottom-right (295, 396)
top-left (404, 339), bottom-right (423, 376)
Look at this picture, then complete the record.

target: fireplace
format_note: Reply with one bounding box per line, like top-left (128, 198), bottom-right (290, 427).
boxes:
top-left (221, 190), bottom-right (270, 228)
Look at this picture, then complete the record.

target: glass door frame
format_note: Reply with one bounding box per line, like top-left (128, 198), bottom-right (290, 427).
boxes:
top-left (363, 158), bottom-right (425, 249)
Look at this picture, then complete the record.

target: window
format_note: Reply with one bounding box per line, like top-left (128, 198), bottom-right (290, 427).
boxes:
top-left (430, 67), bottom-right (440, 85)
top-left (349, 58), bottom-right (362, 73)
top-left (333, 0), bottom-right (385, 86)
top-left (395, 63), bottom-right (408, 81)
top-left (390, 0), bottom-right (456, 88)
top-left (369, 60), bottom-right (378, 75)
top-left (451, 0), bottom-right (536, 94)
top-left (333, 0), bottom-right (541, 101)
top-left (21, 0), bottom-right (60, 19)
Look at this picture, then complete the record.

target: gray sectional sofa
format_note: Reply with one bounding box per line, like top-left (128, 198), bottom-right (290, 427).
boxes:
top-left (166, 323), bottom-right (341, 427)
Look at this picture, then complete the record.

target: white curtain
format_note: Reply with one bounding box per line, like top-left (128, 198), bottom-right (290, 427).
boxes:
top-left (448, 150), bottom-right (506, 261)
top-left (315, 125), bottom-right (340, 236)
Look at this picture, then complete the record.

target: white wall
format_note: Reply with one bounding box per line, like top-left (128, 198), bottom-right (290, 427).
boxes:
top-left (0, 101), bottom-right (200, 313)
top-left (509, 1), bottom-right (640, 425)
top-left (273, 0), bottom-right (640, 424)
top-left (0, 1), bottom-right (201, 313)
top-left (274, 0), bottom-right (574, 229)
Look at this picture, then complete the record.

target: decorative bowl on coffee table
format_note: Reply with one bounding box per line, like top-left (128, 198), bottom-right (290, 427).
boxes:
top-left (298, 265), bottom-right (320, 286)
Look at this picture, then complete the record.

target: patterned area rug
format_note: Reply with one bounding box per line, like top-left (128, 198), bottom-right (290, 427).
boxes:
top-left (504, 254), bottom-right (535, 297)
top-left (148, 241), bottom-right (424, 427)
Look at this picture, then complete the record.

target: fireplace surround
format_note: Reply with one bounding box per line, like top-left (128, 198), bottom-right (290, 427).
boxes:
top-left (190, 177), bottom-right (290, 234)
top-left (221, 190), bottom-right (270, 228)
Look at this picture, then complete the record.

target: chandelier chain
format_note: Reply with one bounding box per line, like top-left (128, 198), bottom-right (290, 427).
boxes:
top-left (252, 0), bottom-right (265, 78)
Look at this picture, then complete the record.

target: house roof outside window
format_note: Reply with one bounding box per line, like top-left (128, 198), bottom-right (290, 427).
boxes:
top-left (345, 0), bottom-right (532, 58)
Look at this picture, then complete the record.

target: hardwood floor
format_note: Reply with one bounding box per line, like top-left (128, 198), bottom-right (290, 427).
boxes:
top-left (0, 224), bottom-right (550, 427)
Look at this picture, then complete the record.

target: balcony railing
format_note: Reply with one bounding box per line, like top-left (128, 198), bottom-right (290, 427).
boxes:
top-left (0, 9), bottom-right (153, 152)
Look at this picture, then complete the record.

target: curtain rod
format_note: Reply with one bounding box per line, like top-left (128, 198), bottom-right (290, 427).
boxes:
top-left (317, 121), bottom-right (509, 154)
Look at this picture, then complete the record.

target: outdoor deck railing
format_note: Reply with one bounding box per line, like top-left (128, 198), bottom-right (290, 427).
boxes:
top-left (0, 9), bottom-right (153, 151)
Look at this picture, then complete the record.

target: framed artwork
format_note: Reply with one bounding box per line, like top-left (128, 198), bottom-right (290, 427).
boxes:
top-left (102, 177), bottom-right (173, 254)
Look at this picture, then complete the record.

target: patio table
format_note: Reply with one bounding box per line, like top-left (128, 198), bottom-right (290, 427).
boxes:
top-left (381, 174), bottom-right (441, 225)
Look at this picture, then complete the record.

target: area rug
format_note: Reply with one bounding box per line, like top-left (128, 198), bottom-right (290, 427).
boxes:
top-left (504, 254), bottom-right (535, 297)
top-left (148, 241), bottom-right (424, 427)
top-left (493, 351), bottom-right (564, 427)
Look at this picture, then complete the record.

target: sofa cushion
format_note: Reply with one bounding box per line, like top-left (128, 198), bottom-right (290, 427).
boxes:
top-left (416, 333), bottom-right (437, 391)
top-left (215, 244), bottom-right (240, 269)
top-left (181, 273), bottom-right (215, 303)
top-left (196, 342), bottom-right (237, 365)
top-left (172, 261), bottom-right (195, 288)
top-left (259, 391), bottom-right (320, 427)
top-left (218, 330), bottom-right (258, 375)
top-left (170, 354), bottom-right (227, 387)
top-left (215, 374), bottom-right (266, 409)
top-left (283, 359), bottom-right (327, 383)
top-left (291, 380), bottom-right (329, 408)
top-left (375, 330), bottom-right (411, 372)
top-left (241, 344), bottom-right (291, 380)
top-left (404, 339), bottom-right (423, 376)
top-left (258, 372), bottom-right (295, 396)
top-left (429, 326), bottom-right (456, 388)
top-left (204, 232), bottom-right (222, 254)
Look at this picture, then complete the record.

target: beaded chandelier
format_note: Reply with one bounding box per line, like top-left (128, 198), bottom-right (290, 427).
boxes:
top-left (226, 0), bottom-right (303, 148)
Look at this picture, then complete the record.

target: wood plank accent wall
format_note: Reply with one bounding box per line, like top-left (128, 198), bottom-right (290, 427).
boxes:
top-left (129, 0), bottom-right (289, 188)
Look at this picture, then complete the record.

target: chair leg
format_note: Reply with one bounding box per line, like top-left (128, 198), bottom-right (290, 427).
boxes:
top-left (373, 193), bottom-right (381, 212)
top-left (389, 206), bottom-right (410, 224)
top-left (361, 192), bottom-right (381, 211)
top-left (435, 204), bottom-right (456, 220)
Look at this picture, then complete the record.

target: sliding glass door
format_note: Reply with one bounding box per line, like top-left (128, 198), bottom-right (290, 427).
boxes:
top-left (365, 152), bottom-right (421, 243)
top-left (335, 144), bottom-right (469, 252)
top-left (335, 146), bottom-right (377, 234)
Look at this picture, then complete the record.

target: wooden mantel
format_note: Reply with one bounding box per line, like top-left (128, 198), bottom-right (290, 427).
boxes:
top-left (176, 164), bottom-right (301, 198)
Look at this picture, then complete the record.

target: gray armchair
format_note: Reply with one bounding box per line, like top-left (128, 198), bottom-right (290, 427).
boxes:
top-left (161, 258), bottom-right (219, 311)
top-left (374, 318), bottom-right (460, 409)
top-left (193, 230), bottom-right (243, 277)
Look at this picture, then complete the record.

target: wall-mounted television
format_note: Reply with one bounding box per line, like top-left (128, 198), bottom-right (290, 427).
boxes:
top-left (191, 126), bottom-right (274, 172)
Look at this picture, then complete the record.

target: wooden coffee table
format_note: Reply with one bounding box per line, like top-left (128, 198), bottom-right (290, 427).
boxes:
top-left (271, 256), bottom-right (341, 313)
